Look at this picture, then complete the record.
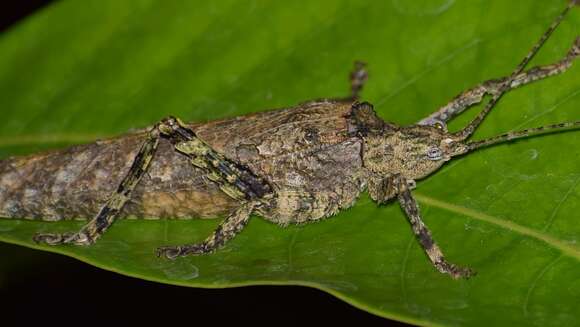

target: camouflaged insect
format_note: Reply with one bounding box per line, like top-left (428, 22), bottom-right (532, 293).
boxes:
top-left (1, 1), bottom-right (579, 279)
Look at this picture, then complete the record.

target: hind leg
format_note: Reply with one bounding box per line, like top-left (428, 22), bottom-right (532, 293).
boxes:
top-left (34, 120), bottom-right (165, 245)
top-left (33, 116), bottom-right (271, 246)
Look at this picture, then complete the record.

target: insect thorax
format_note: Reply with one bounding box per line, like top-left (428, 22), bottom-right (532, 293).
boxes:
top-left (362, 126), bottom-right (450, 180)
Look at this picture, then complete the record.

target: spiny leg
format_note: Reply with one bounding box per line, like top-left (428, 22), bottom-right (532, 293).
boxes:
top-left (161, 117), bottom-right (272, 201)
top-left (392, 174), bottom-right (474, 279)
top-left (349, 61), bottom-right (368, 100)
top-left (33, 116), bottom-right (272, 247)
top-left (368, 174), bottom-right (417, 203)
top-left (418, 36), bottom-right (580, 129)
top-left (34, 123), bottom-right (164, 245)
top-left (454, 2), bottom-right (577, 140)
top-left (367, 174), bottom-right (398, 203)
top-left (302, 61), bottom-right (368, 105)
top-left (156, 201), bottom-right (257, 259)
top-left (154, 119), bottom-right (272, 259)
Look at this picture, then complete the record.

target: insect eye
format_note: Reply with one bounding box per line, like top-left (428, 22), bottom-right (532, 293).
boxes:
top-left (426, 146), bottom-right (443, 161)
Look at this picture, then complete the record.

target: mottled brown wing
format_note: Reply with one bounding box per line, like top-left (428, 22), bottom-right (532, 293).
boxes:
top-left (192, 100), bottom-right (359, 192)
top-left (193, 100), bottom-right (365, 224)
top-left (192, 100), bottom-right (354, 161)
top-left (0, 100), bottom-right (355, 221)
top-left (0, 132), bottom-right (237, 220)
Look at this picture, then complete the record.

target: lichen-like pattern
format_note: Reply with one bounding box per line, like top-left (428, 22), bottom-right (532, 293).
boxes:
top-left (0, 100), bottom-right (365, 224)
top-left (0, 132), bottom-right (238, 220)
top-left (1, 4), bottom-right (578, 278)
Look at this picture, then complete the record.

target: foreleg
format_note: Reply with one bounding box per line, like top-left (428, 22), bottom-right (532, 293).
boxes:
top-left (370, 174), bottom-right (474, 279)
top-left (395, 175), bottom-right (474, 278)
top-left (418, 36), bottom-right (580, 129)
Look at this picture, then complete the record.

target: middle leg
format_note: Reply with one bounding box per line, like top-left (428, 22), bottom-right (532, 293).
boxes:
top-left (154, 119), bottom-right (273, 259)
top-left (156, 200), bottom-right (258, 259)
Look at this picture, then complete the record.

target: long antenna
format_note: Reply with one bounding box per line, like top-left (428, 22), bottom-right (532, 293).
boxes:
top-left (464, 121), bottom-right (580, 153)
top-left (454, 1), bottom-right (577, 141)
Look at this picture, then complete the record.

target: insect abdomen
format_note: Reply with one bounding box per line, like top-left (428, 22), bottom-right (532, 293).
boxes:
top-left (0, 133), bottom-right (237, 221)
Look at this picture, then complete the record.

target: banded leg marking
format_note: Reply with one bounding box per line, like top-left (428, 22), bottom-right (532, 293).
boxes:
top-left (156, 201), bottom-right (257, 259)
top-left (34, 116), bottom-right (272, 247)
top-left (350, 61), bottom-right (369, 100)
top-left (368, 174), bottom-right (398, 204)
top-left (300, 61), bottom-right (368, 105)
top-left (419, 36), bottom-right (580, 129)
top-left (34, 124), bottom-right (163, 245)
top-left (393, 174), bottom-right (474, 279)
top-left (453, 4), bottom-right (577, 140)
top-left (161, 117), bottom-right (272, 201)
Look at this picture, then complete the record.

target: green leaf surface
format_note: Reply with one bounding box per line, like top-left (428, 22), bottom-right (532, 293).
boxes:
top-left (1, 0), bottom-right (579, 325)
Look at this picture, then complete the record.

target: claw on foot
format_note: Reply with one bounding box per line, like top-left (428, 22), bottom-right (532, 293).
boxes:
top-left (33, 232), bottom-right (92, 246)
top-left (156, 243), bottom-right (209, 259)
top-left (33, 233), bottom-right (65, 245)
top-left (156, 246), bottom-right (182, 260)
top-left (435, 261), bottom-right (476, 279)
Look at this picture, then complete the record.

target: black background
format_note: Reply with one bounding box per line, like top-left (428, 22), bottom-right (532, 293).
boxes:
top-left (0, 2), bottom-right (410, 325)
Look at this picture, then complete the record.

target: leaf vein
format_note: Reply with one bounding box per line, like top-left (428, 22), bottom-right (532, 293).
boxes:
top-left (522, 254), bottom-right (562, 317)
top-left (415, 193), bottom-right (580, 260)
top-left (543, 174), bottom-right (580, 232)
top-left (400, 236), bottom-right (415, 311)
top-left (512, 87), bottom-right (580, 130)
top-left (375, 38), bottom-right (482, 107)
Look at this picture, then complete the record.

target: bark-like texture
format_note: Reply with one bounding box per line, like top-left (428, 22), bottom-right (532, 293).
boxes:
top-left (0, 131), bottom-right (236, 220)
top-left (0, 100), bottom-right (364, 222)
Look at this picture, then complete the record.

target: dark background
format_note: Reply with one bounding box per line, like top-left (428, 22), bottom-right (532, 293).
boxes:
top-left (0, 2), bottom-right (409, 325)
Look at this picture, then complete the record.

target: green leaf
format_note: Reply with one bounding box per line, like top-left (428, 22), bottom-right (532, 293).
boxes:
top-left (1, 0), bottom-right (579, 325)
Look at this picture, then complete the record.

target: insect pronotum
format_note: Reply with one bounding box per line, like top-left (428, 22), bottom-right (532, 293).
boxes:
top-left (0, 1), bottom-right (579, 279)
